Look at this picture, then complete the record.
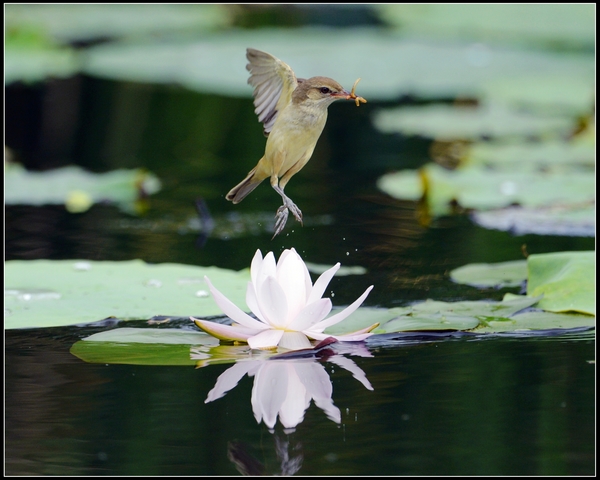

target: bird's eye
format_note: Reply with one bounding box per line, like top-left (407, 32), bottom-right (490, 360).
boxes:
top-left (319, 87), bottom-right (331, 94)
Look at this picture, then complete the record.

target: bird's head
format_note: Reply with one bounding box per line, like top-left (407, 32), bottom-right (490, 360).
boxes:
top-left (292, 76), bottom-right (352, 107)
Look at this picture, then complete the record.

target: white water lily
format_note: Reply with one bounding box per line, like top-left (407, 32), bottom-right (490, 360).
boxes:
top-left (192, 248), bottom-right (377, 350)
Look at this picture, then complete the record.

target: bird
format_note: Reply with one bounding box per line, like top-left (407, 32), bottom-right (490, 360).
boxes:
top-left (226, 48), bottom-right (366, 238)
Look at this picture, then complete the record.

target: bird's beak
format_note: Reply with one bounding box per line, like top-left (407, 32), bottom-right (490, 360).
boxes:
top-left (332, 89), bottom-right (352, 99)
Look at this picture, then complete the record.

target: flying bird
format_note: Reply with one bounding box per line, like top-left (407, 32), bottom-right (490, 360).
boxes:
top-left (226, 48), bottom-right (366, 238)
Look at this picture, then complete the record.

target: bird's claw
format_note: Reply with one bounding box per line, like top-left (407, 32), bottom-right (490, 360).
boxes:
top-left (272, 203), bottom-right (303, 238)
top-left (273, 206), bottom-right (289, 239)
top-left (286, 202), bottom-right (303, 224)
top-left (348, 78), bottom-right (367, 107)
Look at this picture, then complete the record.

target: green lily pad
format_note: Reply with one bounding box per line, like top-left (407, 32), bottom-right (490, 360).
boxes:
top-left (527, 251), bottom-right (595, 315)
top-left (450, 260), bottom-right (528, 288)
top-left (372, 103), bottom-right (576, 141)
top-left (80, 327), bottom-right (218, 345)
top-left (4, 259), bottom-right (250, 329)
top-left (474, 310), bottom-right (596, 333)
top-left (467, 139), bottom-right (595, 172)
top-left (5, 4), bottom-right (230, 43)
top-left (80, 28), bottom-right (594, 102)
top-left (305, 262), bottom-right (367, 276)
top-left (480, 75), bottom-right (594, 115)
top-left (4, 40), bottom-right (79, 85)
top-left (322, 307), bottom-right (402, 335)
top-left (4, 163), bottom-right (161, 214)
top-left (377, 314), bottom-right (481, 333)
top-left (470, 204), bottom-right (595, 237)
top-left (377, 163), bottom-right (595, 219)
top-left (449, 252), bottom-right (596, 315)
top-left (67, 293), bottom-right (594, 366)
top-left (69, 328), bottom-right (222, 366)
top-left (374, 4), bottom-right (595, 50)
top-left (4, 4), bottom-right (230, 85)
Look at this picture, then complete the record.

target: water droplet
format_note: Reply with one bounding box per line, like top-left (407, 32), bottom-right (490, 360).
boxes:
top-left (195, 290), bottom-right (209, 298)
top-left (346, 252), bottom-right (349, 256)
top-left (73, 261), bottom-right (91, 271)
top-left (5, 288), bottom-right (61, 301)
top-left (145, 279), bottom-right (162, 288)
top-left (500, 180), bottom-right (518, 195)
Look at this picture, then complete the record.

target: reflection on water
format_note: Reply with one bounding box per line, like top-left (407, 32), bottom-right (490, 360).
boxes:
top-left (192, 340), bottom-right (374, 475)
top-left (5, 328), bottom-right (595, 475)
top-left (194, 345), bottom-right (373, 432)
top-left (227, 432), bottom-right (303, 476)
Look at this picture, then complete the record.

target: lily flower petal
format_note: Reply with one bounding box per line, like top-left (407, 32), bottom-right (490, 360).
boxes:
top-left (199, 249), bottom-right (376, 351)
top-left (245, 281), bottom-right (267, 323)
top-left (278, 331), bottom-right (312, 350)
top-left (311, 285), bottom-right (374, 331)
top-left (204, 276), bottom-right (269, 331)
top-left (258, 276), bottom-right (289, 328)
top-left (277, 249), bottom-right (309, 321)
top-left (250, 249), bottom-right (263, 287)
top-left (307, 262), bottom-right (340, 305)
top-left (287, 298), bottom-right (332, 332)
top-left (305, 330), bottom-right (374, 343)
top-left (304, 321), bottom-right (379, 343)
top-left (192, 317), bottom-right (255, 342)
top-left (248, 328), bottom-right (285, 350)
top-left (255, 251), bottom-right (277, 294)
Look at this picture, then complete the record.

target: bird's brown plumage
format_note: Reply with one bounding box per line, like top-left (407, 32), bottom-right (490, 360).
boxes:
top-left (226, 48), bottom-right (360, 237)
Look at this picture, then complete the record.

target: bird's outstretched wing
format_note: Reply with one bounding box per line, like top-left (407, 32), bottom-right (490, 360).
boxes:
top-left (246, 48), bottom-right (299, 136)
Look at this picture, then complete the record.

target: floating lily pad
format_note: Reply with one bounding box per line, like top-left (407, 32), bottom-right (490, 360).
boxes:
top-left (4, 163), bottom-right (161, 214)
top-left (4, 259), bottom-right (250, 329)
top-left (467, 139), bottom-right (595, 172)
top-left (4, 39), bottom-right (79, 85)
top-left (480, 75), bottom-right (595, 115)
top-left (375, 4), bottom-right (595, 50)
top-left (450, 260), bottom-right (527, 288)
top-left (5, 4), bottom-right (230, 43)
top-left (372, 103), bottom-right (576, 141)
top-left (68, 293), bottom-right (594, 366)
top-left (474, 310), bottom-right (596, 333)
top-left (470, 204), bottom-right (595, 237)
top-left (527, 251), bottom-right (595, 315)
top-left (305, 262), bottom-right (367, 276)
top-left (70, 328), bottom-right (219, 366)
top-left (81, 28), bottom-right (594, 102)
top-left (449, 252), bottom-right (596, 316)
top-left (377, 163), bottom-right (595, 219)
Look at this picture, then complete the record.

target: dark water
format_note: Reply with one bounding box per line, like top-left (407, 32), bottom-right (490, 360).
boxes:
top-left (5, 327), bottom-right (595, 476)
top-left (5, 78), bottom-right (596, 476)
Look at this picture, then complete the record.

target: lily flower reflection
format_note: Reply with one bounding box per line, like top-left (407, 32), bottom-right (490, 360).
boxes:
top-left (227, 434), bottom-right (303, 476)
top-left (192, 342), bottom-right (373, 432)
top-left (191, 248), bottom-right (377, 350)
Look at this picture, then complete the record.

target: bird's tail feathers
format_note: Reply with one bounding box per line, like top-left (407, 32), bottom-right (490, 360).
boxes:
top-left (226, 167), bottom-right (264, 204)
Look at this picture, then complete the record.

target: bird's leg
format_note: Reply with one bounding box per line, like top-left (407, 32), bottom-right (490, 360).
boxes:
top-left (272, 184), bottom-right (302, 223)
top-left (271, 183), bottom-right (302, 238)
